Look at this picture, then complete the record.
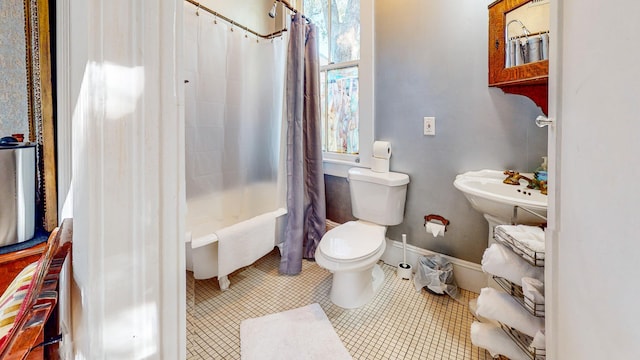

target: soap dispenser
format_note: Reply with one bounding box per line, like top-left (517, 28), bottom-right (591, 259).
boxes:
top-left (535, 156), bottom-right (548, 182)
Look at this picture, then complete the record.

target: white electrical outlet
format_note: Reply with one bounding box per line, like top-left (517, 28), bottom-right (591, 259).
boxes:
top-left (423, 117), bottom-right (436, 136)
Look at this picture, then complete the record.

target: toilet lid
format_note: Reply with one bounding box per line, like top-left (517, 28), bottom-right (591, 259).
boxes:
top-left (319, 221), bottom-right (386, 261)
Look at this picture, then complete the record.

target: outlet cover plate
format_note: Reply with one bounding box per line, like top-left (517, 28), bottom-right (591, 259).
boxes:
top-left (424, 117), bottom-right (436, 136)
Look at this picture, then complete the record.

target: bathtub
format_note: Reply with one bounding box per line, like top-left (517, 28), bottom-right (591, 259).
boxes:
top-left (185, 188), bottom-right (286, 290)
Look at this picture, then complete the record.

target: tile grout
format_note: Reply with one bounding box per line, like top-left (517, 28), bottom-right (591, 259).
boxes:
top-left (187, 249), bottom-right (490, 360)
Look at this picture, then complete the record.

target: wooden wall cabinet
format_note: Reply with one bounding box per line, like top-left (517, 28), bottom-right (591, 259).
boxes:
top-left (489, 0), bottom-right (549, 114)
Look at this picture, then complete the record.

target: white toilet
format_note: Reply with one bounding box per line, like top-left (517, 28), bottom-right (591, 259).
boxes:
top-left (315, 167), bottom-right (410, 309)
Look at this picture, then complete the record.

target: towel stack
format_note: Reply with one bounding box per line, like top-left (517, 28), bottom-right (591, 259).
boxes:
top-left (481, 243), bottom-right (543, 286)
top-left (494, 224), bottom-right (545, 265)
top-left (471, 224), bottom-right (546, 358)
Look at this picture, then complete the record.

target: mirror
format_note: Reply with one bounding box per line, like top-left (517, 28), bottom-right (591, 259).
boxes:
top-left (0, 0), bottom-right (57, 232)
top-left (504, 0), bottom-right (550, 68)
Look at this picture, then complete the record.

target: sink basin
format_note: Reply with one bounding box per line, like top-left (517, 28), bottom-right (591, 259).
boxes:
top-left (454, 169), bottom-right (547, 224)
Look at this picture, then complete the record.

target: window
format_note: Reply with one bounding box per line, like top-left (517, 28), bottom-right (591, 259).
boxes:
top-left (303, 0), bottom-right (372, 176)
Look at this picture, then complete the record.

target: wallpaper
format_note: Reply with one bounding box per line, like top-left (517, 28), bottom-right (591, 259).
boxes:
top-left (0, 0), bottom-right (30, 138)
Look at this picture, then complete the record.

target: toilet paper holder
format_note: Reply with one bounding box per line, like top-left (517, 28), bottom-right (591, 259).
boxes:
top-left (424, 214), bottom-right (450, 232)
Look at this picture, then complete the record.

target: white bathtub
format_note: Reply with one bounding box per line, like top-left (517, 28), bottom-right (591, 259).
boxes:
top-left (185, 188), bottom-right (286, 290)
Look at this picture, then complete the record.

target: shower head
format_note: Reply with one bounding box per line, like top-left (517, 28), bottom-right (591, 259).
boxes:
top-left (506, 19), bottom-right (531, 39)
top-left (268, 1), bottom-right (277, 18)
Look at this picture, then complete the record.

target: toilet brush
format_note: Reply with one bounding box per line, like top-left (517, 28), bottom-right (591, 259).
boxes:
top-left (397, 234), bottom-right (412, 280)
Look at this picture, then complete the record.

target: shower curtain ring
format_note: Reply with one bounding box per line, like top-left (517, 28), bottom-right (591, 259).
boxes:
top-left (196, 4), bottom-right (200, 16)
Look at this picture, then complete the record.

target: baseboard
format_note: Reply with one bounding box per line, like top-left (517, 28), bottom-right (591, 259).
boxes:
top-left (381, 239), bottom-right (486, 294)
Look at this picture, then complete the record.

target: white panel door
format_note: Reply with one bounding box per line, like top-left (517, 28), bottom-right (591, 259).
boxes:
top-left (548, 0), bottom-right (640, 358)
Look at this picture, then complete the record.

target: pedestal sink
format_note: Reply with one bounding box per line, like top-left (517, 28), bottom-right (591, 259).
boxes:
top-left (455, 169), bottom-right (548, 289)
top-left (454, 169), bottom-right (547, 225)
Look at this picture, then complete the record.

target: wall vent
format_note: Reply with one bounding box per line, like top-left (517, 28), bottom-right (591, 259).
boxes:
top-left (529, 0), bottom-right (550, 7)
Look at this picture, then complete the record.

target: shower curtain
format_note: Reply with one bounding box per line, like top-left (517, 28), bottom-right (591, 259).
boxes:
top-left (183, 4), bottom-right (287, 229)
top-left (279, 14), bottom-right (326, 275)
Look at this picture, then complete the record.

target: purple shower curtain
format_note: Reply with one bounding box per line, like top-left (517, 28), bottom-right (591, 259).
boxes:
top-left (279, 14), bottom-right (326, 275)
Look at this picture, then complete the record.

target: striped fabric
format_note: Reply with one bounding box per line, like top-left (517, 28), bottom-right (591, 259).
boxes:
top-left (0, 261), bottom-right (38, 348)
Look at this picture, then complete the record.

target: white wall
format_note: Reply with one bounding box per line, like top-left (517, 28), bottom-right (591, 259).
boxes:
top-left (199, 0), bottom-right (278, 35)
top-left (58, 0), bottom-right (184, 358)
top-left (549, 0), bottom-right (640, 358)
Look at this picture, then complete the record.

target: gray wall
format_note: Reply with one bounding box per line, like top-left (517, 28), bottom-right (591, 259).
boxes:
top-left (325, 175), bottom-right (356, 224)
top-left (325, 0), bottom-right (547, 264)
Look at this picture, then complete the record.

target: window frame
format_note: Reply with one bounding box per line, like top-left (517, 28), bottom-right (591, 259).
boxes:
top-left (306, 0), bottom-right (373, 178)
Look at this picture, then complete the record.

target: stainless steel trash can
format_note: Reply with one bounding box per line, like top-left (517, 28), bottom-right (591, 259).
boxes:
top-left (0, 144), bottom-right (36, 246)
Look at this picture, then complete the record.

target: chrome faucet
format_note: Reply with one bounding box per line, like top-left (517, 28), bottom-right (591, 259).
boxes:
top-left (503, 170), bottom-right (535, 188)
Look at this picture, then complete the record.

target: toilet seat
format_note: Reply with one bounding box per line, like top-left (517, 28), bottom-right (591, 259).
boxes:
top-left (318, 221), bottom-right (385, 262)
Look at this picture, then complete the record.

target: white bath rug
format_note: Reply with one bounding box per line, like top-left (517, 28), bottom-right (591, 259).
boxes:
top-left (240, 303), bottom-right (352, 360)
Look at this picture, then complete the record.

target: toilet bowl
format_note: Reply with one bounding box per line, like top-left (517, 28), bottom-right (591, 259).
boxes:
top-left (315, 167), bottom-right (409, 309)
top-left (315, 221), bottom-right (387, 309)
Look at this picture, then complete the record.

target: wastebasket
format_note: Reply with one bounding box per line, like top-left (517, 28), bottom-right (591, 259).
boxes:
top-left (414, 254), bottom-right (458, 299)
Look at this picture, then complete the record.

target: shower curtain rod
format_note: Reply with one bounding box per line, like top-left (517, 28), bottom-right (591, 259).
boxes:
top-left (278, 0), bottom-right (310, 23)
top-left (184, 0), bottom-right (289, 39)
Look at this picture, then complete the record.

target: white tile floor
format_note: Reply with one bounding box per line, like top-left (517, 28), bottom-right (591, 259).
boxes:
top-left (187, 249), bottom-right (491, 360)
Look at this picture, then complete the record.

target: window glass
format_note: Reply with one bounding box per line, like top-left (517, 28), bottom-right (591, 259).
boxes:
top-left (326, 66), bottom-right (359, 154)
top-left (331, 0), bottom-right (360, 63)
top-left (320, 71), bottom-right (327, 151)
top-left (305, 0), bottom-right (361, 156)
top-left (304, 0), bottom-right (330, 66)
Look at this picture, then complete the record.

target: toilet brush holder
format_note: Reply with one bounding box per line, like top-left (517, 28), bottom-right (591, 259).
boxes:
top-left (397, 233), bottom-right (412, 280)
top-left (397, 263), bottom-right (412, 280)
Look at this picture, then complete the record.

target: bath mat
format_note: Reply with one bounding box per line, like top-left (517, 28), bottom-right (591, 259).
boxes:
top-left (240, 303), bottom-right (352, 360)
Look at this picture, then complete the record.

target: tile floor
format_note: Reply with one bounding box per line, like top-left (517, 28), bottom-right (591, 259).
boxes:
top-left (187, 249), bottom-right (490, 360)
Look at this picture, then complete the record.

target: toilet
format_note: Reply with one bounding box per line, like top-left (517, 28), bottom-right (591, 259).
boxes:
top-left (315, 167), bottom-right (410, 308)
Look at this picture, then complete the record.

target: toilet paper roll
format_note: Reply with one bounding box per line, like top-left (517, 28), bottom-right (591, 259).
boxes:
top-left (426, 222), bottom-right (445, 237)
top-left (372, 141), bottom-right (392, 159)
top-left (371, 157), bottom-right (389, 173)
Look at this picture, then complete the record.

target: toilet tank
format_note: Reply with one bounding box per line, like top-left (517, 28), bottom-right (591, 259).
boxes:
top-left (348, 168), bottom-right (409, 226)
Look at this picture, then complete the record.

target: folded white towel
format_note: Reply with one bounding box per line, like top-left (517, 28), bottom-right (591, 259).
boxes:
top-left (471, 321), bottom-right (529, 360)
top-left (522, 276), bottom-right (545, 309)
top-left (476, 287), bottom-right (545, 338)
top-left (482, 243), bottom-right (544, 286)
top-left (468, 298), bottom-right (495, 325)
top-left (495, 224), bottom-right (545, 260)
top-left (501, 225), bottom-right (545, 249)
top-left (529, 329), bottom-right (546, 352)
top-left (216, 208), bottom-right (285, 279)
